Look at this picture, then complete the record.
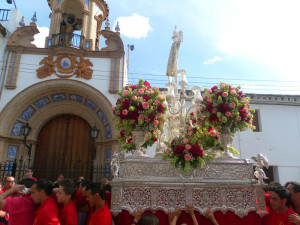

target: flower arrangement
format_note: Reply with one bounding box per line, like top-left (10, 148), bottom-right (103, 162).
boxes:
top-left (200, 82), bottom-right (255, 133)
top-left (162, 111), bottom-right (221, 172)
top-left (112, 79), bottom-right (167, 153)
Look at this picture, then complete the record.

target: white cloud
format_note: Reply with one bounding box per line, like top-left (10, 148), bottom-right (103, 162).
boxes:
top-left (213, 0), bottom-right (300, 79)
top-left (203, 56), bottom-right (222, 65)
top-left (114, 13), bottom-right (152, 39)
top-left (32, 26), bottom-right (49, 48)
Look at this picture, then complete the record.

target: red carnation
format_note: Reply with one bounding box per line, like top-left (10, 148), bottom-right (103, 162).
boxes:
top-left (116, 99), bottom-right (121, 105)
top-left (137, 103), bottom-right (144, 111)
top-left (209, 113), bottom-right (218, 122)
top-left (173, 145), bottom-right (185, 156)
top-left (130, 85), bottom-right (137, 90)
top-left (126, 137), bottom-right (132, 143)
top-left (211, 85), bottom-right (218, 91)
top-left (128, 110), bottom-right (139, 120)
top-left (218, 103), bottom-right (229, 113)
top-left (144, 80), bottom-right (151, 88)
top-left (157, 104), bottom-right (164, 113)
top-left (206, 103), bottom-right (214, 113)
top-left (153, 138), bottom-right (157, 142)
top-left (148, 114), bottom-right (155, 121)
top-left (120, 112), bottom-right (127, 119)
top-left (143, 95), bottom-right (151, 101)
top-left (122, 99), bottom-right (131, 109)
top-left (190, 145), bottom-right (203, 158)
top-left (120, 130), bottom-right (125, 137)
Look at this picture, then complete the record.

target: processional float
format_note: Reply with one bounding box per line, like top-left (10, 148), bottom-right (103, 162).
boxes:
top-left (110, 26), bottom-right (268, 219)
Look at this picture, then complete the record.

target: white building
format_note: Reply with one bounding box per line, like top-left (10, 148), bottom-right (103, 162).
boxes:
top-left (0, 2), bottom-right (299, 185)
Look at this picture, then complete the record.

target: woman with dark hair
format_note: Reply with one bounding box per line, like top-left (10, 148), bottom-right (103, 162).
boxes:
top-left (131, 209), bottom-right (159, 225)
top-left (139, 214), bottom-right (159, 225)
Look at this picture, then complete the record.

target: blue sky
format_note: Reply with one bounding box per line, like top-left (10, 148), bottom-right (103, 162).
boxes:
top-left (3, 0), bottom-right (300, 94)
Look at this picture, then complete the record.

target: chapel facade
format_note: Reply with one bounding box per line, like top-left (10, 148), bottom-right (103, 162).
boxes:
top-left (0, 0), bottom-right (125, 181)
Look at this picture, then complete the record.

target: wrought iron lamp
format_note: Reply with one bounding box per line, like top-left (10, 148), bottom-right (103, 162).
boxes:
top-left (21, 122), bottom-right (32, 165)
top-left (90, 125), bottom-right (100, 180)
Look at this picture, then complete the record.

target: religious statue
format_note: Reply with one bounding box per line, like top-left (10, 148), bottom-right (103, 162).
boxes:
top-left (36, 55), bottom-right (55, 79)
top-left (111, 151), bottom-right (124, 179)
top-left (251, 153), bottom-right (269, 184)
top-left (166, 26), bottom-right (183, 82)
top-left (75, 57), bottom-right (93, 80)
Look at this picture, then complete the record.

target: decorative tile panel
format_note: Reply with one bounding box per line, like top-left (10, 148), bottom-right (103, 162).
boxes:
top-left (98, 109), bottom-right (108, 123)
top-left (11, 121), bottom-right (24, 136)
top-left (85, 98), bottom-right (97, 110)
top-left (105, 124), bottom-right (112, 139)
top-left (106, 149), bottom-right (111, 161)
top-left (4, 161), bottom-right (14, 175)
top-left (105, 164), bottom-right (110, 177)
top-left (69, 94), bottom-right (83, 103)
top-left (51, 93), bottom-right (66, 102)
top-left (19, 106), bottom-right (35, 120)
top-left (85, 41), bottom-right (90, 49)
top-left (34, 97), bottom-right (50, 108)
top-left (7, 146), bottom-right (18, 159)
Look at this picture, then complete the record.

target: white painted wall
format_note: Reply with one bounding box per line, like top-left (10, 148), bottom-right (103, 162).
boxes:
top-left (145, 101), bottom-right (300, 184)
top-left (0, 53), bottom-right (124, 111)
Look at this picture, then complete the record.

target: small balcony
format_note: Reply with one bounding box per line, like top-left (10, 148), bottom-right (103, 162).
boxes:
top-left (50, 32), bottom-right (85, 48)
top-left (0, 9), bottom-right (10, 21)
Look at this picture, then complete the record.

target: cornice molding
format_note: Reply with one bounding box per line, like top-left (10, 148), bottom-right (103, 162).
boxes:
top-left (0, 136), bottom-right (37, 144)
top-left (159, 88), bottom-right (300, 106)
top-left (6, 45), bottom-right (124, 58)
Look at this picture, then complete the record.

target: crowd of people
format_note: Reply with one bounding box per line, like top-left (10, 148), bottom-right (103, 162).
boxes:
top-left (0, 169), bottom-right (300, 225)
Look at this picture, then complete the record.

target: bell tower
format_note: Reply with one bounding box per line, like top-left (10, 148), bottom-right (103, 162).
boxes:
top-left (45, 0), bottom-right (109, 50)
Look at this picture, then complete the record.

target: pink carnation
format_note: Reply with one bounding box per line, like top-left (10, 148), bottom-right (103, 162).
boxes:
top-left (229, 103), bottom-right (236, 108)
top-left (138, 88), bottom-right (144, 94)
top-left (187, 132), bottom-right (192, 136)
top-left (138, 115), bottom-right (144, 120)
top-left (185, 144), bottom-right (191, 150)
top-left (184, 154), bottom-right (191, 161)
top-left (230, 90), bottom-right (236, 95)
top-left (123, 90), bottom-right (129, 96)
top-left (222, 92), bottom-right (228, 98)
top-left (122, 109), bottom-right (128, 115)
top-left (183, 138), bottom-right (189, 144)
top-left (221, 83), bottom-right (226, 89)
top-left (132, 96), bottom-right (138, 100)
top-left (154, 120), bottom-right (159, 126)
top-left (207, 98), bottom-right (212, 103)
top-left (209, 130), bottom-right (216, 136)
top-left (206, 89), bottom-right (212, 94)
top-left (142, 102), bottom-right (150, 109)
top-left (225, 111), bottom-right (231, 117)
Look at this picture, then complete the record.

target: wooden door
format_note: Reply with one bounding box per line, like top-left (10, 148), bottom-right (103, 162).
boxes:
top-left (33, 115), bottom-right (93, 181)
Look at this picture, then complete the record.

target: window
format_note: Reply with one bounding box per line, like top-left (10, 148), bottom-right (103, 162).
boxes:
top-left (252, 110), bottom-right (261, 132)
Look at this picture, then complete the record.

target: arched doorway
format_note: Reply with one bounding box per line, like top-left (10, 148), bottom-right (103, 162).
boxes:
top-left (33, 114), bottom-right (93, 181)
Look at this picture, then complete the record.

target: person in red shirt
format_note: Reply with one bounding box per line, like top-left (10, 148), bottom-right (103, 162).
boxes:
top-left (0, 178), bottom-right (37, 225)
top-left (56, 179), bottom-right (78, 225)
top-left (286, 181), bottom-right (300, 224)
top-left (263, 183), bottom-right (297, 225)
top-left (30, 179), bottom-right (60, 225)
top-left (0, 176), bottom-right (15, 225)
top-left (25, 168), bottom-right (38, 182)
top-left (86, 182), bottom-right (112, 225)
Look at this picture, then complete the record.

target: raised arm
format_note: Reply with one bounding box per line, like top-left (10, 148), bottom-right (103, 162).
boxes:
top-left (205, 209), bottom-right (219, 225)
top-left (168, 208), bottom-right (182, 225)
top-left (0, 185), bottom-right (24, 210)
top-left (186, 205), bottom-right (198, 225)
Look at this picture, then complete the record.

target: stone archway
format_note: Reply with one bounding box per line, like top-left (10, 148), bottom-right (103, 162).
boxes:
top-left (0, 79), bottom-right (119, 181)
